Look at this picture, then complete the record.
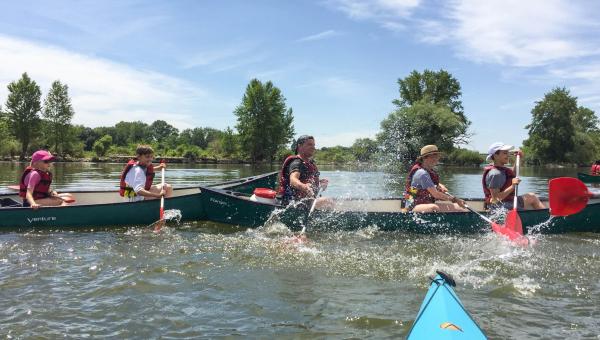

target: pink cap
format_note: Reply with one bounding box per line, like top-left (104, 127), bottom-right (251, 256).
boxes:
top-left (31, 150), bottom-right (55, 162)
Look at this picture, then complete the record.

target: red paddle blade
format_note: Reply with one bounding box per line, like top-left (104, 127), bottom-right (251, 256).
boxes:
top-left (549, 177), bottom-right (591, 216)
top-left (491, 222), bottom-right (529, 246)
top-left (505, 209), bottom-right (523, 235)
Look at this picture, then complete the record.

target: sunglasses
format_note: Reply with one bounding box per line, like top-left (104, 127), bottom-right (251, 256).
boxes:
top-left (43, 160), bottom-right (52, 164)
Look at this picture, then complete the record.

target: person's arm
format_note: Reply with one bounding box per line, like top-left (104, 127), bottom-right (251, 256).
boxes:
top-left (488, 171), bottom-right (520, 202)
top-left (426, 186), bottom-right (464, 205)
top-left (290, 171), bottom-right (314, 196)
top-left (25, 172), bottom-right (41, 209)
top-left (131, 167), bottom-right (164, 198)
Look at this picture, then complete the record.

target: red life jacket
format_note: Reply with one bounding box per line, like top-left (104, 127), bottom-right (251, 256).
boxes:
top-left (591, 164), bottom-right (600, 175)
top-left (19, 167), bottom-right (52, 199)
top-left (482, 165), bottom-right (515, 205)
top-left (405, 163), bottom-right (440, 205)
top-left (119, 159), bottom-right (155, 197)
top-left (277, 155), bottom-right (319, 200)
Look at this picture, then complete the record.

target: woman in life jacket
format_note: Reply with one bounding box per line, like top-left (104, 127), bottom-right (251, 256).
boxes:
top-left (19, 150), bottom-right (74, 209)
top-left (277, 135), bottom-right (333, 209)
top-left (482, 142), bottom-right (545, 210)
top-left (404, 145), bottom-right (467, 213)
top-left (119, 145), bottom-right (172, 202)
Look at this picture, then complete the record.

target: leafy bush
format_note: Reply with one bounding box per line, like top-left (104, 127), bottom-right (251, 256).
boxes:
top-left (447, 148), bottom-right (484, 166)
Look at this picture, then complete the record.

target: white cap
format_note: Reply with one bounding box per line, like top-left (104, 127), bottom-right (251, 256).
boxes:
top-left (486, 142), bottom-right (514, 161)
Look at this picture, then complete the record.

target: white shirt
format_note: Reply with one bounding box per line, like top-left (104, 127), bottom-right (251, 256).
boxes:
top-left (124, 165), bottom-right (148, 202)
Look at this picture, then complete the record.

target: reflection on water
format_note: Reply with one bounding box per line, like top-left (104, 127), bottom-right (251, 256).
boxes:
top-left (0, 162), bottom-right (598, 338)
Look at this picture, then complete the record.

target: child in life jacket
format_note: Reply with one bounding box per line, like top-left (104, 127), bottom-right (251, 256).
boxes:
top-left (119, 145), bottom-right (172, 202)
top-left (19, 150), bottom-right (74, 209)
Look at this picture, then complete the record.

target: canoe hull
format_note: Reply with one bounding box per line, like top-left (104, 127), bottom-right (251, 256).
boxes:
top-left (199, 186), bottom-right (600, 234)
top-left (577, 172), bottom-right (600, 183)
top-left (0, 172), bottom-right (277, 229)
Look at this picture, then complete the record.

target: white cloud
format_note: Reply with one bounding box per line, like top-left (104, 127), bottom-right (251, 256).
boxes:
top-left (0, 34), bottom-right (220, 129)
top-left (435, 0), bottom-right (599, 67)
top-left (297, 30), bottom-right (341, 42)
top-left (326, 0), bottom-right (420, 30)
top-left (315, 130), bottom-right (378, 147)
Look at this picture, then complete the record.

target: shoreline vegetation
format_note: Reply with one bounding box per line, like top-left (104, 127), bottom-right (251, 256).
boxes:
top-left (1, 71), bottom-right (598, 169)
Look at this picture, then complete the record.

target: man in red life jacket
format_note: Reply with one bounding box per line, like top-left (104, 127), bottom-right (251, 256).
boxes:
top-left (277, 135), bottom-right (332, 209)
top-left (120, 145), bottom-right (172, 202)
top-left (405, 145), bottom-right (467, 213)
top-left (482, 142), bottom-right (545, 210)
top-left (19, 150), bottom-right (74, 209)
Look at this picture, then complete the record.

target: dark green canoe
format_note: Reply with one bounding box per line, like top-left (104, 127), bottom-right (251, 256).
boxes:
top-left (199, 185), bottom-right (600, 234)
top-left (577, 172), bottom-right (600, 183)
top-left (0, 172), bottom-right (277, 229)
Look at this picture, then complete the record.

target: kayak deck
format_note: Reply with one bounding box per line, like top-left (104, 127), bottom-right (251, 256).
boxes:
top-left (407, 271), bottom-right (486, 339)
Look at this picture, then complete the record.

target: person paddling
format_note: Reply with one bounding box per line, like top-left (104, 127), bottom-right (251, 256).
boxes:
top-left (405, 145), bottom-right (467, 213)
top-left (119, 145), bottom-right (172, 202)
top-left (277, 135), bottom-right (332, 209)
top-left (19, 150), bottom-right (73, 209)
top-left (591, 160), bottom-right (600, 176)
top-left (482, 142), bottom-right (545, 210)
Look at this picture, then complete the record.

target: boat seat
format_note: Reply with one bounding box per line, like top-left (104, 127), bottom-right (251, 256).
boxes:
top-left (0, 197), bottom-right (22, 208)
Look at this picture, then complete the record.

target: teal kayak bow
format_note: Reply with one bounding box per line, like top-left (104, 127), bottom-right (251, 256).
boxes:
top-left (407, 271), bottom-right (486, 339)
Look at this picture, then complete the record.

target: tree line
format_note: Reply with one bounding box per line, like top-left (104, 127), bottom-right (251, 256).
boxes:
top-left (0, 74), bottom-right (295, 162)
top-left (1, 71), bottom-right (597, 166)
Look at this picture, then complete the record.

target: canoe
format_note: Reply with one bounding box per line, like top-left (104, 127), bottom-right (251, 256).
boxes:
top-left (407, 271), bottom-right (486, 339)
top-left (199, 185), bottom-right (600, 233)
top-left (0, 172), bottom-right (277, 229)
top-left (577, 172), bottom-right (600, 183)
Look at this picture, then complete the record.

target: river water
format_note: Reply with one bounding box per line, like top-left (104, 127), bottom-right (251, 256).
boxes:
top-left (0, 162), bottom-right (598, 338)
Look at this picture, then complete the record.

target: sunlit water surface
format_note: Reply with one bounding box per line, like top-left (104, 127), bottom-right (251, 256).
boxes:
top-left (0, 162), bottom-right (598, 338)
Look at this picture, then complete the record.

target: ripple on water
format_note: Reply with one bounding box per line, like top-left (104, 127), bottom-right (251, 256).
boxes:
top-left (1, 226), bottom-right (599, 338)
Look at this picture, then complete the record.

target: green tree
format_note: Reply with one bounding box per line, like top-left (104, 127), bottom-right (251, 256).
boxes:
top-left (234, 79), bottom-right (294, 162)
top-left (150, 120), bottom-right (178, 143)
top-left (351, 138), bottom-right (378, 162)
top-left (221, 127), bottom-right (238, 157)
top-left (377, 100), bottom-right (469, 165)
top-left (42, 80), bottom-right (75, 154)
top-left (393, 69), bottom-right (467, 123)
top-left (93, 134), bottom-right (113, 157)
top-left (114, 121), bottom-right (151, 146)
top-left (523, 88), bottom-right (577, 162)
top-left (4, 73), bottom-right (42, 159)
top-left (76, 125), bottom-right (100, 151)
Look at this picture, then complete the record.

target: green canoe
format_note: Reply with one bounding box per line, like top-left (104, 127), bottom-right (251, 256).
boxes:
top-left (199, 185), bottom-right (600, 234)
top-left (577, 172), bottom-right (600, 183)
top-left (0, 172), bottom-right (277, 230)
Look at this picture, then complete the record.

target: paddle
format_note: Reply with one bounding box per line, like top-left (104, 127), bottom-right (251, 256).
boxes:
top-left (299, 186), bottom-right (324, 235)
top-left (446, 193), bottom-right (529, 246)
top-left (549, 177), bottom-right (593, 216)
top-left (152, 162), bottom-right (166, 232)
top-left (504, 153), bottom-right (524, 236)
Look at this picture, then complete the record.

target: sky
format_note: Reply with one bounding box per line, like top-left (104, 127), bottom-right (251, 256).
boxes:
top-left (1, 0), bottom-right (599, 151)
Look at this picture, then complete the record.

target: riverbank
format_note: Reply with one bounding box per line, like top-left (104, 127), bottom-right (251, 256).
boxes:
top-left (0, 155), bottom-right (589, 168)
